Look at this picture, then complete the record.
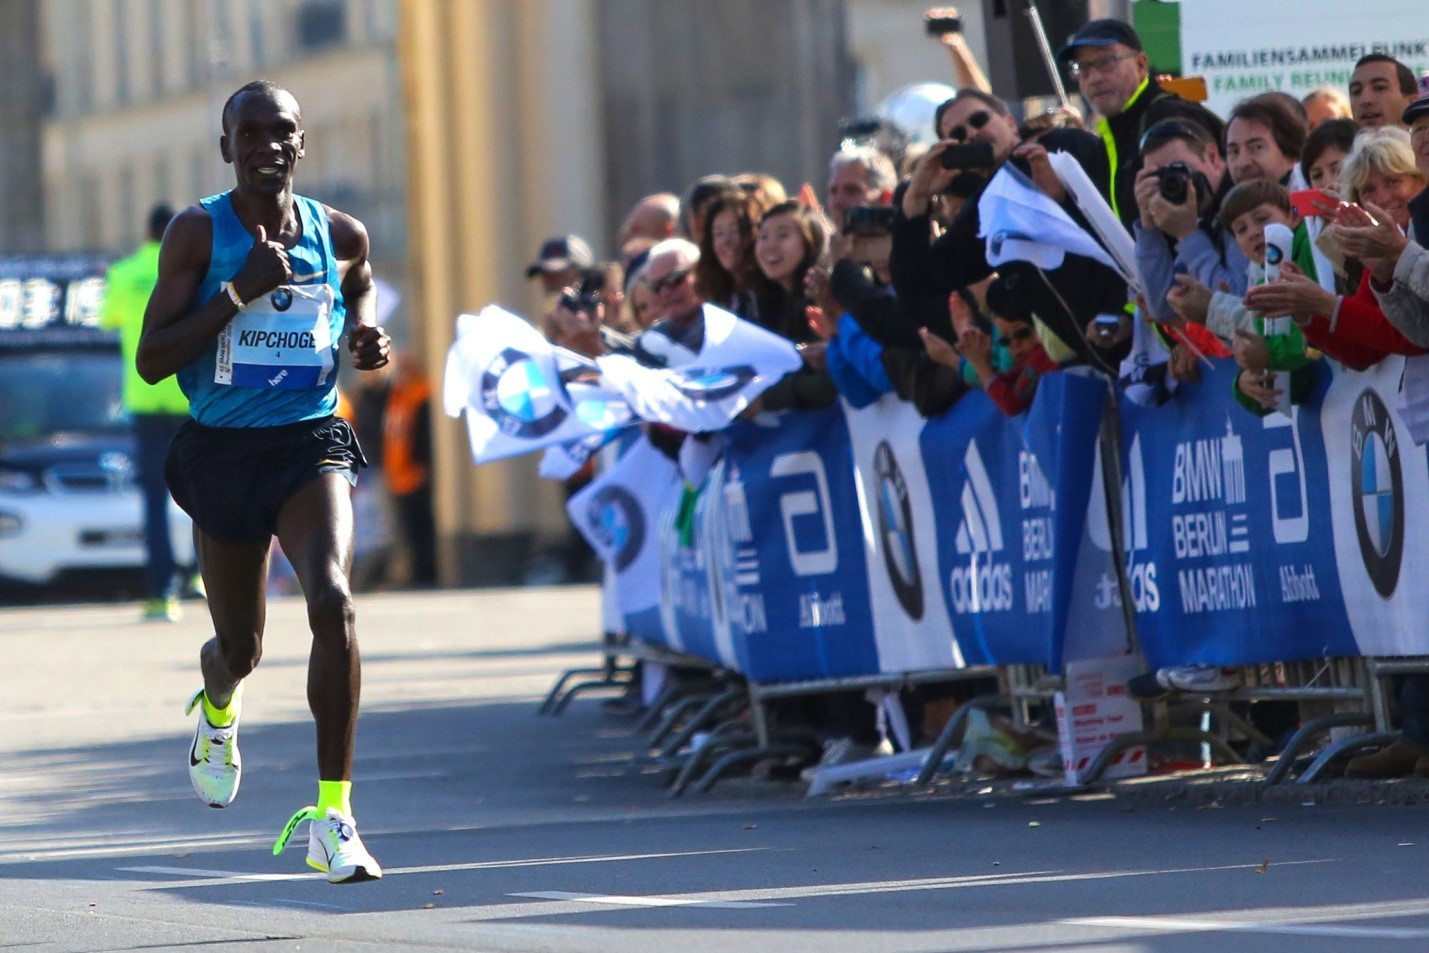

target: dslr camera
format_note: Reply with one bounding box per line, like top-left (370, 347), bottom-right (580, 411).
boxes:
top-left (558, 271), bottom-right (604, 315)
top-left (843, 205), bottom-right (898, 237)
top-left (1154, 161), bottom-right (1211, 209)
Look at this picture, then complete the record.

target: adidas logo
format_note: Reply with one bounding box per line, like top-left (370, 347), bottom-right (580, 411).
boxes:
top-left (955, 442), bottom-right (1004, 556)
top-left (949, 442), bottom-right (1013, 614)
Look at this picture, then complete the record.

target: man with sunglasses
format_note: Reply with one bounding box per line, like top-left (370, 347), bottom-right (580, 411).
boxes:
top-left (1059, 19), bottom-right (1210, 229)
top-left (894, 88), bottom-right (1128, 369)
top-left (633, 238), bottom-right (705, 369)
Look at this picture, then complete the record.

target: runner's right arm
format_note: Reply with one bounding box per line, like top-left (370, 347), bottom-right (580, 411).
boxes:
top-left (136, 207), bottom-right (290, 384)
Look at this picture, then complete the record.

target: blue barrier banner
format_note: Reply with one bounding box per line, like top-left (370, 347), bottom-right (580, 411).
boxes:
top-left (1117, 359), bottom-right (1357, 668)
top-left (919, 372), bottom-right (1106, 668)
top-left (715, 407), bottom-right (880, 682)
top-left (845, 396), bottom-right (965, 674)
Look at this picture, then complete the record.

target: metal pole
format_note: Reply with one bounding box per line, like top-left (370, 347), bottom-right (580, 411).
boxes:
top-left (1023, 0), bottom-right (1073, 110)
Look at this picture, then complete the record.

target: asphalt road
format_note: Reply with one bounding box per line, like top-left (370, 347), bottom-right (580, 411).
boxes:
top-left (2, 586), bottom-right (1429, 952)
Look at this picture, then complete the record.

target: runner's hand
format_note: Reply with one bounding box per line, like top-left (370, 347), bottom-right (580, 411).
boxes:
top-left (349, 324), bottom-right (391, 370)
top-left (234, 224), bottom-right (292, 302)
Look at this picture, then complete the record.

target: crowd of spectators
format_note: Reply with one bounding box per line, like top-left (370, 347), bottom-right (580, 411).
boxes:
top-left (524, 9), bottom-right (1429, 779)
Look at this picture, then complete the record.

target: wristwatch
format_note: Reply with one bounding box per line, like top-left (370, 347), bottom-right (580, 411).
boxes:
top-left (221, 281), bottom-right (247, 311)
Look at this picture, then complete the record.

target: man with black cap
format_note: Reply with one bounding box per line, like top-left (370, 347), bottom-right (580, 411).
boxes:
top-left (1059, 18), bottom-right (1194, 228)
top-left (526, 234), bottom-right (594, 296)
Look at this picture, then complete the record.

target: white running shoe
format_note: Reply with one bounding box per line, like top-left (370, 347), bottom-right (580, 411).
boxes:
top-left (184, 688), bottom-right (241, 808)
top-left (274, 806), bottom-right (382, 884)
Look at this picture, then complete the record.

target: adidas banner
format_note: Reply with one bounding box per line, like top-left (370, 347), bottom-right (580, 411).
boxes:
top-left (919, 373), bottom-right (1106, 669)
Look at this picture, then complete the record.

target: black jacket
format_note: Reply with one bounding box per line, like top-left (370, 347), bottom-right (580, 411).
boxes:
top-left (889, 126), bottom-right (1130, 370)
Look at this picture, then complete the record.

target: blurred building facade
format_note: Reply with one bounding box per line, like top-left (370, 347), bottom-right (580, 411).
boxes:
top-left (19, 0), bottom-right (1099, 587)
top-left (38, 0), bottom-right (408, 285)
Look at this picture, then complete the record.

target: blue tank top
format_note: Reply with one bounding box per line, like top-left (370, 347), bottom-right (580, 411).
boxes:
top-left (179, 191), bottom-right (345, 427)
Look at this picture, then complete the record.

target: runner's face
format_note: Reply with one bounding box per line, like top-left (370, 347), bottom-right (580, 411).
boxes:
top-left (223, 91), bottom-right (305, 196)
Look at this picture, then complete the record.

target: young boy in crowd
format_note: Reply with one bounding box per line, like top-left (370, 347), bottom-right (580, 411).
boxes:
top-left (1217, 180), bottom-right (1316, 416)
top-left (921, 280), bottom-right (1058, 416)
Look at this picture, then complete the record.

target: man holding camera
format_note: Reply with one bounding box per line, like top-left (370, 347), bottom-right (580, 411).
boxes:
top-left (892, 88), bottom-right (1127, 366)
top-left (1133, 119), bottom-right (1242, 322)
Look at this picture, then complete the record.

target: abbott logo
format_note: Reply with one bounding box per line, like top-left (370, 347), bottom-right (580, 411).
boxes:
top-left (771, 452), bottom-right (838, 577)
top-left (951, 442), bottom-right (1013, 613)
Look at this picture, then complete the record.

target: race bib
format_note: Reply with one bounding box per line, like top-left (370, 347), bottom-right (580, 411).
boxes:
top-left (215, 283), bottom-right (336, 390)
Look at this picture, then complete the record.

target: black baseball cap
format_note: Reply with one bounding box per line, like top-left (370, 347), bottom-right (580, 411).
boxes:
top-left (1058, 19), bottom-right (1143, 62)
top-left (525, 235), bottom-right (594, 278)
top-left (1404, 95), bottom-right (1429, 125)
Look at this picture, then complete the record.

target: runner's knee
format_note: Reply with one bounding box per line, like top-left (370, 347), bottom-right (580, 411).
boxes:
top-left (306, 581), bottom-right (355, 638)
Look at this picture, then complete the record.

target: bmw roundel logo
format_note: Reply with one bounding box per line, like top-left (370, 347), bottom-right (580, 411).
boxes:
top-left (1350, 389), bottom-right (1404, 598)
top-left (873, 441), bottom-right (924, 620)
top-left (587, 486), bottom-right (645, 572)
top-left (479, 348), bottom-right (569, 438)
top-left (270, 287), bottom-right (293, 311)
top-left (673, 365), bottom-right (758, 401)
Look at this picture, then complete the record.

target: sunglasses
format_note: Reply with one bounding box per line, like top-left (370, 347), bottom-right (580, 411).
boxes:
top-left (997, 326), bottom-right (1036, 348)
top-left (1069, 51), bottom-right (1136, 79)
top-left (651, 267), bottom-right (692, 293)
top-left (945, 109), bottom-right (991, 143)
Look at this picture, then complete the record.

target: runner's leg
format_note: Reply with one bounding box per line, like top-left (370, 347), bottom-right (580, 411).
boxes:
top-left (196, 530), bottom-right (271, 709)
top-left (275, 472), bottom-right (359, 782)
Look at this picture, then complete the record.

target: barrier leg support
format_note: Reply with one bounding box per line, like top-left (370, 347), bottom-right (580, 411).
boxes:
top-left (548, 671), bottom-right (634, 716)
top-left (648, 693), bottom-right (717, 751)
top-left (659, 686), bottom-right (745, 760)
top-left (1295, 731), bottom-right (1402, 784)
top-left (1167, 700), bottom-right (1274, 751)
top-left (912, 697), bottom-right (1012, 787)
top-left (1261, 712), bottom-right (1374, 785)
top-left (688, 741), bottom-right (818, 795)
top-left (635, 682), bottom-right (684, 733)
top-left (538, 667), bottom-right (608, 716)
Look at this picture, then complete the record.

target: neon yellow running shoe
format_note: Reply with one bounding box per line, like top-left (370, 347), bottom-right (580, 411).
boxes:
top-left (274, 806), bottom-right (382, 884)
top-left (184, 688), bottom-right (241, 808)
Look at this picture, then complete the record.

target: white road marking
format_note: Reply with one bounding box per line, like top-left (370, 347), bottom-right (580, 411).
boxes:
top-left (117, 847), bottom-right (767, 888)
top-left (456, 860), bottom-right (1336, 922)
top-left (511, 891), bottom-right (789, 909)
top-left (119, 865), bottom-right (313, 882)
top-left (1069, 915), bottom-right (1429, 941)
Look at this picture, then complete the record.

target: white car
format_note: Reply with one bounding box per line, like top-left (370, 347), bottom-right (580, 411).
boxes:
top-left (0, 331), bottom-right (194, 590)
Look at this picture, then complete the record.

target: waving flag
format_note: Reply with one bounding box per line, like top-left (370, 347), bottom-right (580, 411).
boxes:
top-left (596, 304), bottom-right (802, 433)
top-left (567, 436), bottom-right (682, 615)
top-left (978, 164), bottom-right (1121, 276)
top-left (443, 306), bottom-right (635, 463)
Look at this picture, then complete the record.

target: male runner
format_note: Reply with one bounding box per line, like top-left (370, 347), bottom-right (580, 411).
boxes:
top-left (137, 80), bottom-right (390, 883)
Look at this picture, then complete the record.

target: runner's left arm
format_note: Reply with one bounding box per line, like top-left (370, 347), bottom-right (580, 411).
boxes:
top-left (329, 208), bottom-right (389, 371)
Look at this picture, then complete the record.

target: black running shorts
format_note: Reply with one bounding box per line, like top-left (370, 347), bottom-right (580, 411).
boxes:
top-left (165, 415), bottom-right (367, 544)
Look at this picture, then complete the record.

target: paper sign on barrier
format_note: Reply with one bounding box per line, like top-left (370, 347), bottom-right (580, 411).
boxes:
top-left (1054, 655), bottom-right (1146, 786)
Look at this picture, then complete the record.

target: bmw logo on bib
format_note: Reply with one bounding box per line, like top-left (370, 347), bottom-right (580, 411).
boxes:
top-left (270, 287), bottom-right (293, 312)
top-left (874, 440), bottom-right (924, 620)
top-left (674, 365), bottom-right (757, 402)
top-left (1350, 389), bottom-right (1404, 598)
top-left (480, 347), bottom-right (569, 438)
top-left (588, 486), bottom-right (644, 572)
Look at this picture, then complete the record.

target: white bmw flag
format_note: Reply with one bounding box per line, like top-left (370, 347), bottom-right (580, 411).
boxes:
top-left (443, 305), bottom-right (635, 463)
top-left (567, 436), bottom-right (682, 615)
top-left (977, 161), bottom-right (1133, 289)
top-left (595, 304), bottom-right (802, 433)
